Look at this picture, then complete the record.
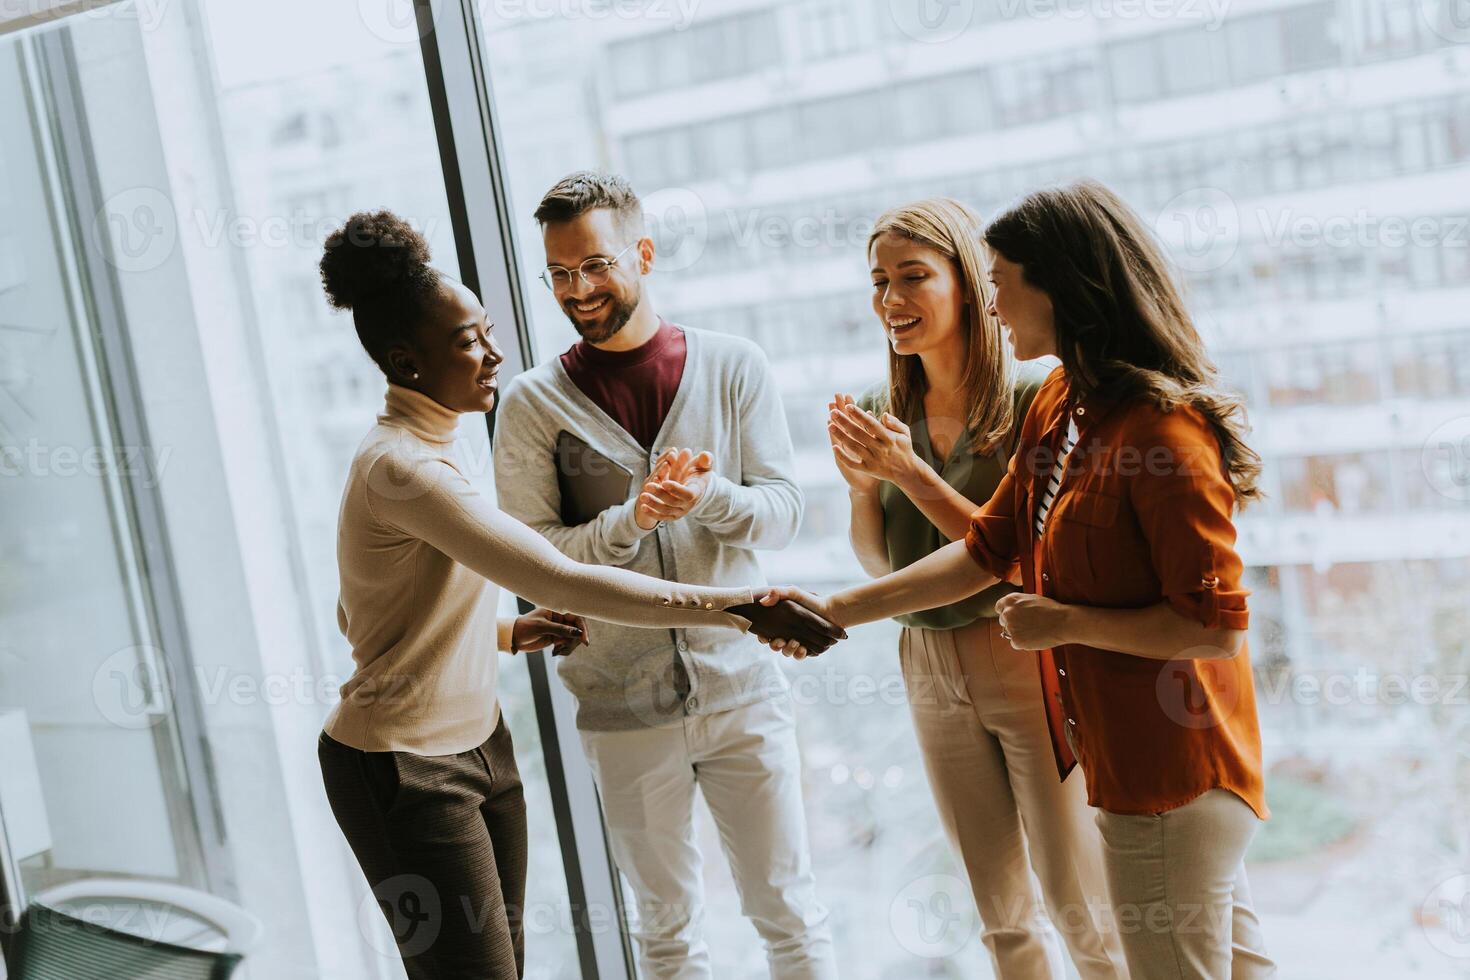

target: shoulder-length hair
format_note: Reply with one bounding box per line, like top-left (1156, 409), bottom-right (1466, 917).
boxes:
top-left (982, 179), bottom-right (1262, 505)
top-left (867, 197), bottom-right (1015, 456)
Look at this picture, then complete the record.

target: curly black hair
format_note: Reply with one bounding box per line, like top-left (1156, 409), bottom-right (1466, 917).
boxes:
top-left (319, 210), bottom-right (442, 369)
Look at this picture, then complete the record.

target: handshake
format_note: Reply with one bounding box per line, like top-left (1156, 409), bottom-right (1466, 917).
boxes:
top-left (728, 587), bottom-right (846, 660)
top-left (513, 589), bottom-right (847, 661)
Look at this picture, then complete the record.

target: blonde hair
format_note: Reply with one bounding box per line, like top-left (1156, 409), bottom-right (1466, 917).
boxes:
top-left (867, 197), bottom-right (1016, 455)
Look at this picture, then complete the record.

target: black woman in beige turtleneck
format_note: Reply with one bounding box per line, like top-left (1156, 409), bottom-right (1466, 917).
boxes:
top-left (314, 210), bottom-right (843, 980)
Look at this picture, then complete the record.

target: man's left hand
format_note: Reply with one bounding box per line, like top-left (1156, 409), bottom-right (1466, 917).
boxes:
top-left (637, 448), bottom-right (714, 525)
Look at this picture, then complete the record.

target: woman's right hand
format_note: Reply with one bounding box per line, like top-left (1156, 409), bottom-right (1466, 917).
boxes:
top-left (829, 393), bottom-right (881, 494)
top-left (755, 586), bottom-right (846, 660)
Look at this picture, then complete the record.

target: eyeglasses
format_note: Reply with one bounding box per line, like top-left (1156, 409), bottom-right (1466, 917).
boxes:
top-left (540, 240), bottom-right (639, 292)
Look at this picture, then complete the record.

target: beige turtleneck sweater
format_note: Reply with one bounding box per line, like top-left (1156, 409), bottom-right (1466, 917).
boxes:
top-left (323, 384), bottom-right (756, 755)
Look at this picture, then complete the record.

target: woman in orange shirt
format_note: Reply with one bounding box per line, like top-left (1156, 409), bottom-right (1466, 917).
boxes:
top-left (763, 180), bottom-right (1276, 978)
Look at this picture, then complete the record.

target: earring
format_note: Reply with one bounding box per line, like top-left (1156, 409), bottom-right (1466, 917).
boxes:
top-left (410, 372), bottom-right (419, 380)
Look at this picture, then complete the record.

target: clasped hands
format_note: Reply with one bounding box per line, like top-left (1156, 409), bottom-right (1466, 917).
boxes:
top-left (634, 448), bottom-right (715, 531)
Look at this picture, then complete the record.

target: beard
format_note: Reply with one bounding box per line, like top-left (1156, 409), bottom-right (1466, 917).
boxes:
top-left (564, 285), bottom-right (641, 345)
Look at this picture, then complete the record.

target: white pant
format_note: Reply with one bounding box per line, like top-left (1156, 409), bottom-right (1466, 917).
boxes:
top-left (579, 693), bottom-right (837, 980)
top-left (1096, 789), bottom-right (1276, 979)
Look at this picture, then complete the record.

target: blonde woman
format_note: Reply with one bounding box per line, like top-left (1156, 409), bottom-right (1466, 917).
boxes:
top-left (765, 181), bottom-right (1274, 978)
top-left (827, 198), bottom-right (1127, 979)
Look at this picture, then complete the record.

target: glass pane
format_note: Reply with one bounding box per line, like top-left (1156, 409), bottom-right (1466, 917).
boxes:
top-left (199, 0), bottom-right (583, 975)
top-left (2, 1), bottom-right (581, 976)
top-left (480, 1), bottom-right (1468, 977)
top-left (0, 40), bottom-right (197, 897)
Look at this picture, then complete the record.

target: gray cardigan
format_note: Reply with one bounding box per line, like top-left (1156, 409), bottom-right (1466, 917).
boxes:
top-left (492, 326), bottom-right (801, 731)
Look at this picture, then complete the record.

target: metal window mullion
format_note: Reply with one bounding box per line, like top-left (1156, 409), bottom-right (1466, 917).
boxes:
top-left (32, 26), bottom-right (233, 898)
top-left (413, 2), bottom-right (635, 977)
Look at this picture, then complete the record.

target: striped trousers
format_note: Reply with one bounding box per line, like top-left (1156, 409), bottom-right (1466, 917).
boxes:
top-left (319, 717), bottom-right (528, 979)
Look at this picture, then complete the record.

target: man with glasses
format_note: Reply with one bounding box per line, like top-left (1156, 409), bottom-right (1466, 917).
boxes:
top-left (493, 171), bottom-right (837, 979)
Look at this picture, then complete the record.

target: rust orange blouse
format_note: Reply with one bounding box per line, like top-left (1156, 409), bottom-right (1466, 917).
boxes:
top-left (965, 366), bottom-right (1267, 819)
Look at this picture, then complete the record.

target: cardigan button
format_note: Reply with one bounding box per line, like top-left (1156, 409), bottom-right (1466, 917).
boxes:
top-left (1041, 572), bottom-right (1050, 582)
top-left (1058, 668), bottom-right (1066, 677)
top-left (1074, 406), bottom-right (1086, 417)
top-left (1067, 717), bottom-right (1077, 726)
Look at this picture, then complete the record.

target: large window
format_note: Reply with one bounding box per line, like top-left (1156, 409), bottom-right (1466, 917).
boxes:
top-left (481, 0), bottom-right (1470, 976)
top-left (5, 0), bottom-right (1470, 977)
top-left (0, 2), bottom-right (578, 977)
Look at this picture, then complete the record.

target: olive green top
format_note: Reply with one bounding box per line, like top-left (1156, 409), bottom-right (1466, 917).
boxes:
top-left (857, 362), bottom-right (1049, 631)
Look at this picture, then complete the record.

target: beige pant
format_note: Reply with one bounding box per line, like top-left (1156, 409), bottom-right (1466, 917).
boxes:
top-left (901, 618), bottom-right (1129, 980)
top-left (1095, 789), bottom-right (1276, 980)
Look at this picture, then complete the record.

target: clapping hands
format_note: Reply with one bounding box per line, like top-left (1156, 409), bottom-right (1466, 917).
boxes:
top-left (828, 393), bottom-right (920, 489)
top-left (634, 448), bottom-right (714, 531)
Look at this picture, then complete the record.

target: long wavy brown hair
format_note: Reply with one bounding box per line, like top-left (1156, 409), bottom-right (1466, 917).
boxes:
top-left (868, 198), bottom-right (1015, 456)
top-left (982, 179), bottom-right (1262, 505)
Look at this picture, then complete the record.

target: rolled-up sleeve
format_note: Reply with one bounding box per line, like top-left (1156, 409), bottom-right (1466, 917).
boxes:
top-left (965, 449), bottom-right (1023, 582)
top-left (1127, 408), bottom-right (1249, 631)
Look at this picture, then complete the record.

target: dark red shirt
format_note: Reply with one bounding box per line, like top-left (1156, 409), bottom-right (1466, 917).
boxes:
top-left (560, 318), bottom-right (687, 449)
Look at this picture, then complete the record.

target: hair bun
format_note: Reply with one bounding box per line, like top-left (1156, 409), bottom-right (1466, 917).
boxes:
top-left (319, 210), bottom-right (432, 311)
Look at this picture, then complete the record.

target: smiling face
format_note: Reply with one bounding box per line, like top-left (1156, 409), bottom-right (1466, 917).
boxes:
top-left (386, 278), bottom-right (504, 414)
top-left (984, 248), bottom-right (1057, 361)
top-left (541, 207), bottom-right (650, 345)
top-left (868, 230), bottom-right (968, 359)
